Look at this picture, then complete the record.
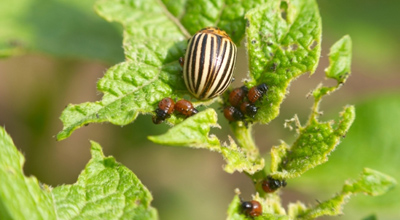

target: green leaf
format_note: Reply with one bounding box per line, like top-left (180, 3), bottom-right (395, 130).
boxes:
top-left (313, 35), bottom-right (352, 100)
top-left (221, 136), bottom-right (265, 174)
top-left (269, 35), bottom-right (355, 179)
top-left (57, 0), bottom-right (188, 140)
top-left (53, 141), bottom-right (158, 220)
top-left (149, 109), bottom-right (264, 174)
top-left (292, 93), bottom-right (400, 218)
top-left (342, 168), bottom-right (396, 196)
top-left (270, 105), bottom-right (355, 179)
top-left (0, 0), bottom-right (123, 62)
top-left (294, 168), bottom-right (396, 219)
top-left (223, 123), bottom-right (265, 174)
top-left (57, 0), bottom-right (273, 140)
top-left (325, 35), bottom-right (352, 83)
top-left (174, 0), bottom-right (268, 44)
top-left (244, 0), bottom-right (322, 124)
top-left (0, 127), bottom-right (157, 219)
top-left (227, 193), bottom-right (287, 220)
top-left (148, 108), bottom-right (221, 150)
top-left (0, 127), bottom-right (56, 219)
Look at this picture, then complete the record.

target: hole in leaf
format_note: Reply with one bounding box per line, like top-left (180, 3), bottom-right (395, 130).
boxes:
top-left (309, 40), bottom-right (318, 50)
top-left (290, 44), bottom-right (298, 51)
top-left (280, 1), bottom-right (289, 21)
top-left (270, 63), bottom-right (278, 71)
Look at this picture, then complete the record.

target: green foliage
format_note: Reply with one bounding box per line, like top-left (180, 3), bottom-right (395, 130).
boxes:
top-left (294, 168), bottom-right (396, 219)
top-left (168, 0), bottom-right (269, 44)
top-left (57, 0), bottom-right (187, 140)
top-left (149, 109), bottom-right (264, 174)
top-left (57, 0), bottom-right (322, 140)
top-left (0, 0), bottom-right (123, 62)
top-left (0, 127), bottom-right (157, 220)
top-left (1, 0), bottom-right (395, 219)
top-left (244, 0), bottom-right (322, 123)
top-left (56, 0), bottom-right (278, 140)
top-left (325, 35), bottom-right (352, 83)
top-left (55, 0), bottom-right (395, 218)
top-left (226, 169), bottom-right (395, 220)
top-left (270, 105), bottom-right (355, 179)
top-left (298, 93), bottom-right (400, 218)
top-left (0, 127), bottom-right (56, 220)
top-left (53, 141), bottom-right (157, 220)
top-left (270, 35), bottom-right (354, 179)
top-left (148, 109), bottom-right (221, 149)
top-left (227, 194), bottom-right (287, 220)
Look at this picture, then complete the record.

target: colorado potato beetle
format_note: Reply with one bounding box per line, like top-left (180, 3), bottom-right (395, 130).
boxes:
top-left (248, 83), bottom-right (269, 103)
top-left (229, 86), bottom-right (248, 107)
top-left (223, 106), bottom-right (244, 122)
top-left (182, 27), bottom-right (237, 100)
top-left (241, 200), bottom-right (262, 217)
top-left (261, 176), bottom-right (287, 193)
top-left (240, 102), bottom-right (258, 118)
top-left (175, 99), bottom-right (199, 117)
top-left (152, 98), bottom-right (175, 124)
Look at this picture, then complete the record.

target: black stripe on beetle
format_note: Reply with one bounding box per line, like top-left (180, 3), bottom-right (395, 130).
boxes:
top-left (182, 27), bottom-right (237, 100)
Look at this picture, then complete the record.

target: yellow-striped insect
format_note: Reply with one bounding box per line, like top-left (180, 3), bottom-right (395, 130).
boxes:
top-left (180, 27), bottom-right (237, 100)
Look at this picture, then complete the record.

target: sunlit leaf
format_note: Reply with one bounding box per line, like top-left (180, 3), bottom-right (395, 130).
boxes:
top-left (270, 36), bottom-right (355, 179)
top-left (244, 0), bottom-right (322, 124)
top-left (53, 141), bottom-right (158, 220)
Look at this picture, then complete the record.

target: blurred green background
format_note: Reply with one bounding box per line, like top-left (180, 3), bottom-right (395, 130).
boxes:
top-left (0, 0), bottom-right (399, 219)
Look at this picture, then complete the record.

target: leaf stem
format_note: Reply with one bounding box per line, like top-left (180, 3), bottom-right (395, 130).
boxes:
top-left (230, 123), bottom-right (258, 153)
top-left (230, 123), bottom-right (267, 183)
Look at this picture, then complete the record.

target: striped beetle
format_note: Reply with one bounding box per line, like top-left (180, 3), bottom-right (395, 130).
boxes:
top-left (181, 27), bottom-right (237, 100)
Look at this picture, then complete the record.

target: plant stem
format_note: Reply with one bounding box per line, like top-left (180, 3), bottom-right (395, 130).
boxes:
top-left (230, 123), bottom-right (268, 186)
